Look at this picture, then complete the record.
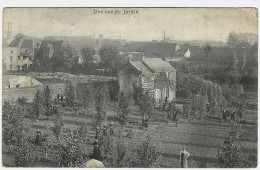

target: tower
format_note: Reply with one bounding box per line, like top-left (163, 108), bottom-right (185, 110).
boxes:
top-left (7, 22), bottom-right (12, 38)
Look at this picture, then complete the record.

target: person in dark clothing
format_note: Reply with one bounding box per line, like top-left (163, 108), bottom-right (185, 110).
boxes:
top-left (61, 94), bottom-right (63, 102)
top-left (93, 139), bottom-right (101, 160)
top-left (103, 124), bottom-right (107, 136)
top-left (222, 110), bottom-right (227, 122)
top-left (168, 102), bottom-right (172, 119)
top-left (35, 129), bottom-right (42, 146)
top-left (231, 111), bottom-right (236, 122)
top-left (95, 126), bottom-right (100, 139)
top-left (206, 103), bottom-right (210, 113)
top-left (163, 97), bottom-right (168, 111)
top-left (109, 122), bottom-right (114, 136)
top-left (145, 116), bottom-right (149, 128)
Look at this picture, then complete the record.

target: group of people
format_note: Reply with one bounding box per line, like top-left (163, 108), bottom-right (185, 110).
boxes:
top-left (221, 110), bottom-right (236, 123)
top-left (57, 93), bottom-right (65, 102)
top-left (92, 122), bottom-right (114, 161)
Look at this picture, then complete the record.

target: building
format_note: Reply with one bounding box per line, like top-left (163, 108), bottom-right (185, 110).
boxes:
top-left (3, 36), bottom-right (36, 71)
top-left (118, 57), bottom-right (177, 102)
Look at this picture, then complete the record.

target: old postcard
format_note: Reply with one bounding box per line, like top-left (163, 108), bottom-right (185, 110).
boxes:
top-left (2, 8), bottom-right (258, 168)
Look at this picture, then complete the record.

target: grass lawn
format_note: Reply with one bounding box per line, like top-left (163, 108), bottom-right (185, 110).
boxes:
top-left (2, 104), bottom-right (257, 168)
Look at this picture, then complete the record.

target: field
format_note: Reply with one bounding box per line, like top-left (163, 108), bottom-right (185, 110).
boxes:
top-left (2, 102), bottom-right (257, 168)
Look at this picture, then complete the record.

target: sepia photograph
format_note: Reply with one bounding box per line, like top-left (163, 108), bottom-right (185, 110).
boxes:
top-left (2, 7), bottom-right (258, 168)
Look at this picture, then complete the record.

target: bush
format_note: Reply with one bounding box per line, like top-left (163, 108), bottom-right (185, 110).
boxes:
top-left (117, 92), bottom-right (132, 125)
top-left (136, 135), bottom-right (161, 167)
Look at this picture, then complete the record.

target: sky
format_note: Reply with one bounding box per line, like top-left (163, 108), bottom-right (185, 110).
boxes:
top-left (3, 8), bottom-right (258, 42)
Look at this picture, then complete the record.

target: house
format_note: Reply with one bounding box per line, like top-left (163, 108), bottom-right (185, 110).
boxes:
top-left (118, 57), bottom-right (177, 103)
top-left (3, 36), bottom-right (36, 71)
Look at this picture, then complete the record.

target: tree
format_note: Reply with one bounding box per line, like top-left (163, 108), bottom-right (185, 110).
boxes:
top-left (217, 124), bottom-right (243, 168)
top-left (99, 45), bottom-right (126, 75)
top-left (138, 91), bottom-right (154, 126)
top-left (59, 136), bottom-right (85, 167)
top-left (48, 47), bottom-right (74, 72)
top-left (81, 47), bottom-right (96, 74)
top-left (13, 140), bottom-right (39, 167)
top-left (94, 83), bottom-right (109, 126)
top-left (32, 90), bottom-right (46, 119)
top-left (51, 112), bottom-right (64, 141)
top-left (204, 44), bottom-right (212, 62)
top-left (117, 92), bottom-right (132, 125)
top-left (65, 82), bottom-right (75, 107)
top-left (43, 85), bottom-right (52, 116)
top-left (81, 47), bottom-right (96, 65)
top-left (137, 135), bottom-right (161, 167)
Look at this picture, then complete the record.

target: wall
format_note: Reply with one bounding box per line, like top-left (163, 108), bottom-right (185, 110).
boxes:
top-left (3, 86), bottom-right (44, 103)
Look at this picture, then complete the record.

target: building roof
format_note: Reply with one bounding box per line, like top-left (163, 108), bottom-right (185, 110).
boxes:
top-left (130, 61), bottom-right (153, 76)
top-left (8, 37), bottom-right (22, 47)
top-left (142, 58), bottom-right (177, 72)
top-left (20, 39), bottom-right (33, 49)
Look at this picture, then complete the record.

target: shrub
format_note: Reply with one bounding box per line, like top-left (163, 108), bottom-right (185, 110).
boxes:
top-left (136, 135), bottom-right (161, 167)
top-left (117, 92), bottom-right (132, 125)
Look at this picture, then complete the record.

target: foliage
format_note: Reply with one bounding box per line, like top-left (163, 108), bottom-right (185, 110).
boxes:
top-left (32, 90), bottom-right (46, 119)
top-left (217, 124), bottom-right (243, 168)
top-left (81, 46), bottom-right (96, 64)
top-left (136, 135), bottom-right (161, 168)
top-left (58, 136), bottom-right (85, 167)
top-left (16, 97), bottom-right (29, 106)
top-left (65, 82), bottom-right (75, 107)
top-left (138, 91), bottom-right (154, 119)
top-left (2, 105), bottom-right (28, 146)
top-left (117, 92), bottom-right (132, 125)
top-left (108, 80), bottom-right (120, 102)
top-left (133, 84), bottom-right (142, 105)
top-left (99, 45), bottom-right (127, 75)
top-left (13, 140), bottom-right (39, 167)
top-left (43, 85), bottom-right (52, 116)
top-left (94, 82), bottom-right (109, 126)
top-left (51, 47), bottom-right (74, 72)
top-left (51, 112), bottom-right (64, 141)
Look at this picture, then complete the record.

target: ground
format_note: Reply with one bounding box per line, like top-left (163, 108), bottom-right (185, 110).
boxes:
top-left (2, 103), bottom-right (257, 168)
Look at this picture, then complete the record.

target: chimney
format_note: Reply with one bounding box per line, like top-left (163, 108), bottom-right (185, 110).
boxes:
top-left (128, 53), bottom-right (132, 61)
top-left (142, 53), bottom-right (145, 60)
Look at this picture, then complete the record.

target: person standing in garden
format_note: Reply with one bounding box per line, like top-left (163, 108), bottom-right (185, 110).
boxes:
top-left (180, 148), bottom-right (190, 168)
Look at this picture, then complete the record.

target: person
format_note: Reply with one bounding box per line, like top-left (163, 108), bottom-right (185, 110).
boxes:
top-left (145, 116), bottom-right (149, 128)
top-left (163, 97), bottom-right (168, 111)
top-left (61, 94), bottom-right (64, 102)
top-left (35, 129), bottom-right (42, 146)
top-left (231, 111), bottom-right (236, 122)
top-left (206, 103), bottom-right (210, 113)
top-left (168, 102), bottom-right (172, 119)
top-left (57, 94), bottom-right (60, 101)
top-left (109, 122), bottom-right (114, 136)
top-left (103, 124), bottom-right (107, 136)
top-left (93, 139), bottom-right (101, 160)
top-left (222, 110), bottom-right (227, 122)
top-left (180, 148), bottom-right (190, 168)
top-left (95, 126), bottom-right (100, 139)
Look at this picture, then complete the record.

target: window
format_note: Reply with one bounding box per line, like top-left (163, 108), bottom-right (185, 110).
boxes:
top-left (10, 57), bottom-right (13, 62)
top-left (25, 50), bottom-right (28, 52)
top-left (10, 64), bottom-right (12, 70)
top-left (10, 50), bottom-right (13, 54)
top-left (18, 66), bottom-right (20, 70)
